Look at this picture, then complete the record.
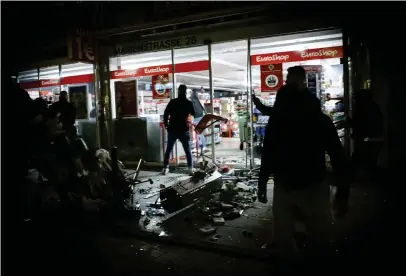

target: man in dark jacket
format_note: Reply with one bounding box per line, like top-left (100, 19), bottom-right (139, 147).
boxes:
top-left (253, 66), bottom-right (349, 254)
top-left (163, 85), bottom-right (196, 175)
top-left (49, 91), bottom-right (76, 133)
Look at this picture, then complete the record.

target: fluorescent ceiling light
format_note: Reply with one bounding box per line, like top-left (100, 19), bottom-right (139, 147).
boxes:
top-left (116, 33), bottom-right (342, 64)
top-left (250, 33), bottom-right (342, 49)
top-left (212, 58), bottom-right (246, 70)
top-left (39, 74), bottom-right (60, 80)
top-left (61, 65), bottom-right (93, 72)
top-left (187, 84), bottom-right (246, 93)
top-left (177, 73), bottom-right (231, 83)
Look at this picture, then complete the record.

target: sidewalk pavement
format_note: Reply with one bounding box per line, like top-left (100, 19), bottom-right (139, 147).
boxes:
top-left (95, 235), bottom-right (273, 276)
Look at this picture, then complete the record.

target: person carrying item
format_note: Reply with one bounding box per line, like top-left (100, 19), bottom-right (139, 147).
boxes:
top-left (253, 66), bottom-right (350, 256)
top-left (162, 84), bottom-right (196, 175)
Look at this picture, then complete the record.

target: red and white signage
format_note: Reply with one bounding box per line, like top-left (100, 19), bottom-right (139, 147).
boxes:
top-left (112, 65), bottom-right (171, 79)
top-left (260, 63), bottom-right (283, 94)
top-left (111, 60), bottom-right (209, 79)
top-left (40, 79), bottom-right (60, 87)
top-left (251, 46), bottom-right (343, 66)
top-left (152, 74), bottom-right (171, 99)
top-left (19, 74), bottom-right (95, 89)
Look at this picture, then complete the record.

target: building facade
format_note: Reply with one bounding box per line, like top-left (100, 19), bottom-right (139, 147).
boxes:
top-left (15, 5), bottom-right (397, 169)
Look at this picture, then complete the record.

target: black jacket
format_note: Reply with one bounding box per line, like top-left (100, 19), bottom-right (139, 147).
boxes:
top-left (256, 85), bottom-right (349, 190)
top-left (49, 100), bottom-right (76, 128)
top-left (164, 97), bottom-right (196, 132)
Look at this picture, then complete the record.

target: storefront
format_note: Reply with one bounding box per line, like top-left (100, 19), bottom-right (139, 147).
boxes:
top-left (107, 26), bottom-right (347, 168)
top-left (17, 62), bottom-right (99, 149)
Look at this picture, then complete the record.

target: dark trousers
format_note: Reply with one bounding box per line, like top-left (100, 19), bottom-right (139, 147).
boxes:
top-left (164, 130), bottom-right (193, 168)
top-left (258, 156), bottom-right (273, 192)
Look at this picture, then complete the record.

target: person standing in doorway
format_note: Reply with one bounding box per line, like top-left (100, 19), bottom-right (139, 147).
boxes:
top-left (162, 84), bottom-right (196, 175)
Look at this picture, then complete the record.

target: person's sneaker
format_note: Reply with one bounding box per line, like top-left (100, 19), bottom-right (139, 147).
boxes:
top-left (161, 168), bottom-right (169, 175)
top-left (188, 167), bottom-right (194, 176)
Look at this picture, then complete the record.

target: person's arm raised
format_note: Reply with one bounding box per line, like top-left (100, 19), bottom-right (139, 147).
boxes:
top-left (252, 94), bottom-right (274, 116)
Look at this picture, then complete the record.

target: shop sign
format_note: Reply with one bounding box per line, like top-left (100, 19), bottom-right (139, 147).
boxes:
top-left (40, 79), bottom-right (60, 87)
top-left (112, 65), bottom-right (172, 79)
top-left (68, 28), bottom-right (95, 63)
top-left (111, 60), bottom-right (209, 79)
top-left (260, 63), bottom-right (283, 94)
top-left (251, 46), bottom-right (343, 66)
top-left (115, 35), bottom-right (204, 56)
top-left (152, 74), bottom-right (171, 99)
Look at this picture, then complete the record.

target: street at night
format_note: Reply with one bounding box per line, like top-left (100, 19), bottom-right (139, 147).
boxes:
top-left (1, 1), bottom-right (403, 275)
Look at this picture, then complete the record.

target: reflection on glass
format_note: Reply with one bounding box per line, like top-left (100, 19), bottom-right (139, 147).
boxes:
top-left (211, 40), bottom-right (249, 167)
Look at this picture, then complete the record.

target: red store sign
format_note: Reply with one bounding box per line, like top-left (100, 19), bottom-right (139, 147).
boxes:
top-left (260, 63), bottom-right (283, 94)
top-left (111, 60), bottom-right (209, 79)
top-left (40, 79), bottom-right (60, 87)
top-left (18, 74), bottom-right (95, 89)
top-left (251, 46), bottom-right (343, 66)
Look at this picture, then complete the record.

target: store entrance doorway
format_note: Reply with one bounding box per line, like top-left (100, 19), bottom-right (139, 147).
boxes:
top-left (172, 45), bottom-right (213, 166)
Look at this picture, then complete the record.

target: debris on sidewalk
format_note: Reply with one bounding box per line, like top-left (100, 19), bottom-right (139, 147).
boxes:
top-left (213, 217), bottom-right (225, 226)
top-left (199, 226), bottom-right (216, 235)
top-left (138, 187), bottom-right (152, 194)
top-left (210, 234), bottom-right (221, 241)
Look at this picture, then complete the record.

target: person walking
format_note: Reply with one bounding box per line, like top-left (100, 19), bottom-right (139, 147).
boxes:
top-left (253, 66), bottom-right (350, 256)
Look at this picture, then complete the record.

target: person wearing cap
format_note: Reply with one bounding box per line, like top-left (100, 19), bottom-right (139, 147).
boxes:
top-left (162, 84), bottom-right (196, 175)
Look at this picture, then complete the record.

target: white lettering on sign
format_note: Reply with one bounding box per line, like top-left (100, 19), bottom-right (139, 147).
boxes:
top-left (115, 35), bottom-right (202, 56)
top-left (301, 49), bottom-right (339, 59)
top-left (41, 79), bottom-right (59, 86)
top-left (144, 66), bottom-right (169, 74)
top-left (256, 54), bottom-right (290, 63)
top-left (114, 70), bottom-right (138, 77)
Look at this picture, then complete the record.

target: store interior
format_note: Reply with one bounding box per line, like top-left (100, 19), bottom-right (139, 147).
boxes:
top-left (109, 29), bottom-right (345, 168)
